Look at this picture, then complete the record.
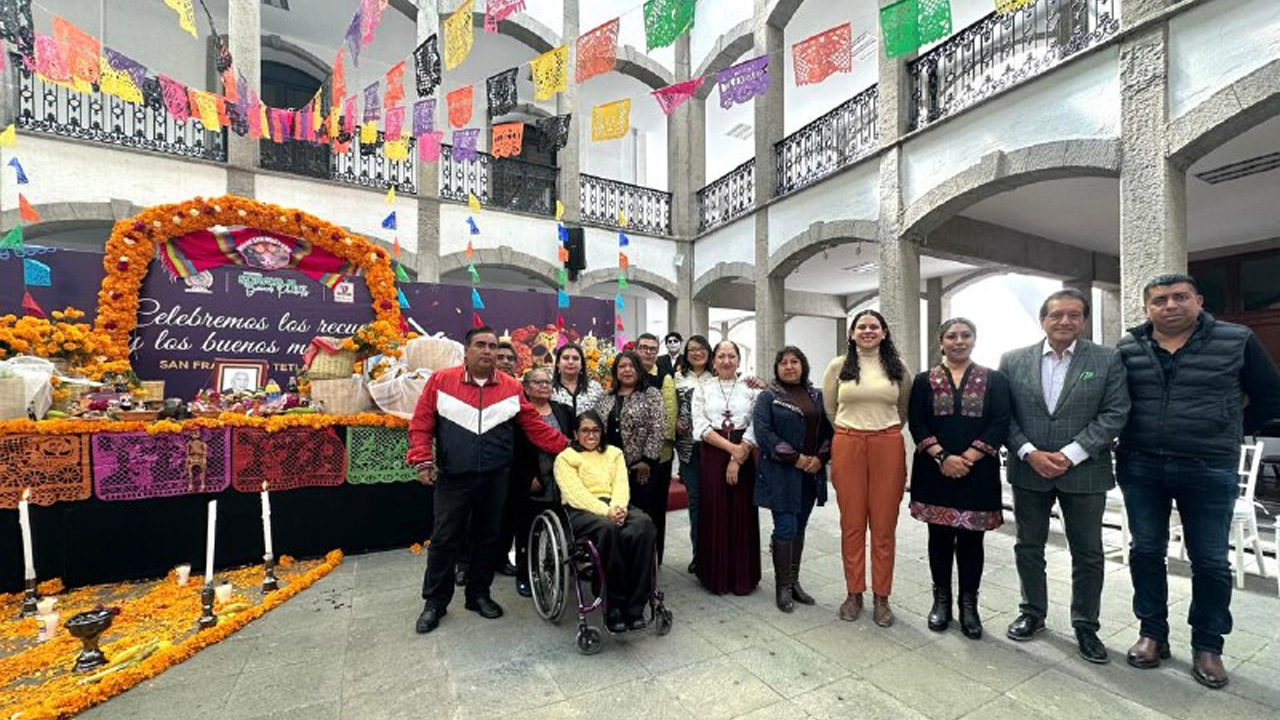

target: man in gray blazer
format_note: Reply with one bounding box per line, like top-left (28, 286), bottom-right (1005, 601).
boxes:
top-left (999, 288), bottom-right (1129, 664)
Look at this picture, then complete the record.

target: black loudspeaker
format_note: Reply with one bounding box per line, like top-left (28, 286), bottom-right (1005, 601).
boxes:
top-left (564, 227), bottom-right (586, 275)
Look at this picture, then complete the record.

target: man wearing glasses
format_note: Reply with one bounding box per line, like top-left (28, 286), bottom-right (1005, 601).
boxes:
top-left (999, 289), bottom-right (1130, 664)
top-left (633, 333), bottom-right (678, 563)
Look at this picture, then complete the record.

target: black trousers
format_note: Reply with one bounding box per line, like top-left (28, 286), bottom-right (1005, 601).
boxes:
top-left (1012, 485), bottom-right (1106, 631)
top-left (422, 469), bottom-right (508, 609)
top-left (927, 524), bottom-right (985, 593)
top-left (630, 461), bottom-right (671, 565)
top-left (568, 506), bottom-right (657, 617)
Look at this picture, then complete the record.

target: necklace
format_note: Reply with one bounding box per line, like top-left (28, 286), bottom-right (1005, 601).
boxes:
top-left (718, 377), bottom-right (738, 432)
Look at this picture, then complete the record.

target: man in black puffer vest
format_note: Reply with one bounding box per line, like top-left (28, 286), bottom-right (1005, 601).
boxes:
top-left (1116, 273), bottom-right (1280, 690)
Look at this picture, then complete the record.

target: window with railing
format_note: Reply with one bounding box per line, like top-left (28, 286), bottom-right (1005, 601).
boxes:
top-left (439, 146), bottom-right (558, 217)
top-left (14, 54), bottom-right (226, 162)
top-left (580, 174), bottom-right (672, 235)
top-left (696, 159), bottom-right (755, 233)
top-left (261, 132), bottom-right (418, 194)
top-left (907, 0), bottom-right (1119, 130)
top-left (774, 85), bottom-right (878, 196)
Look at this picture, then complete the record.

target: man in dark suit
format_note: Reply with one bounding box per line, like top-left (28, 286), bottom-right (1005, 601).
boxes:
top-left (657, 332), bottom-right (683, 377)
top-left (999, 288), bottom-right (1130, 663)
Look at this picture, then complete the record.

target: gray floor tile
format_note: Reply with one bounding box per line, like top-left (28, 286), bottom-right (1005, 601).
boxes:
top-left (861, 653), bottom-right (999, 720)
top-left (657, 655), bottom-right (784, 720)
top-left (791, 676), bottom-right (930, 720)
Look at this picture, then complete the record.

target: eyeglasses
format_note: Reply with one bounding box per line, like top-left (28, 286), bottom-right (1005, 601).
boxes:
top-left (578, 427), bottom-right (602, 435)
top-left (1046, 312), bottom-right (1085, 322)
top-left (525, 379), bottom-right (552, 387)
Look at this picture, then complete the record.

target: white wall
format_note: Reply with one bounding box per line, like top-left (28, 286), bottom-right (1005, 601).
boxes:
top-left (690, 0), bottom-right (752, 76)
top-left (948, 273), bottom-right (1062, 369)
top-left (784, 315), bottom-right (839, 378)
top-left (693, 216), bottom-right (755, 281)
top-left (256, 174), bottom-right (419, 253)
top-left (766, 161), bottom-right (879, 255)
top-left (439, 203), bottom-right (561, 260)
top-left (583, 226), bottom-right (678, 285)
top-left (901, 48), bottom-right (1121, 206)
top-left (1168, 0), bottom-right (1280, 118)
top-left (781, 0), bottom-right (878, 134)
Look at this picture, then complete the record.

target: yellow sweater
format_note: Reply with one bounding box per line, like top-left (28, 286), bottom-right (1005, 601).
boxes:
top-left (553, 446), bottom-right (631, 517)
top-left (822, 350), bottom-right (910, 430)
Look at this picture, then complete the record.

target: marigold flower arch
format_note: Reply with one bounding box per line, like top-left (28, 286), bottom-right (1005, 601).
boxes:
top-left (92, 195), bottom-right (403, 362)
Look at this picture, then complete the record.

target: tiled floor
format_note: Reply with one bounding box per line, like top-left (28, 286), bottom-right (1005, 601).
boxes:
top-left (79, 505), bottom-right (1280, 719)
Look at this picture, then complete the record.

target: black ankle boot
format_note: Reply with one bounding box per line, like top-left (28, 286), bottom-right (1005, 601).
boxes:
top-left (772, 540), bottom-right (794, 613)
top-left (959, 591), bottom-right (982, 640)
top-left (790, 534), bottom-right (815, 605)
top-left (928, 584), bottom-right (952, 632)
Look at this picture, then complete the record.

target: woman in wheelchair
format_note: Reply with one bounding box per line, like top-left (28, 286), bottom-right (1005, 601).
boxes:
top-left (553, 410), bottom-right (658, 633)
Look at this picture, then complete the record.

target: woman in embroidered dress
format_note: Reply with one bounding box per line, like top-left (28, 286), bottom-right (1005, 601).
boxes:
top-left (908, 318), bottom-right (1011, 640)
top-left (693, 340), bottom-right (760, 595)
top-left (551, 343), bottom-right (605, 415)
top-left (596, 351), bottom-right (666, 530)
top-left (754, 346), bottom-right (834, 612)
top-left (674, 335), bottom-right (712, 574)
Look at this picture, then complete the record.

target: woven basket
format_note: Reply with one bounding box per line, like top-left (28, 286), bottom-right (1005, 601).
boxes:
top-left (0, 377), bottom-right (25, 419)
top-left (307, 349), bottom-right (358, 380)
top-left (310, 377), bottom-right (375, 416)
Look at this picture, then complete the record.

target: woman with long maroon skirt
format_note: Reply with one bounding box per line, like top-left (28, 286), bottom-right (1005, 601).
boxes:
top-left (692, 340), bottom-right (760, 595)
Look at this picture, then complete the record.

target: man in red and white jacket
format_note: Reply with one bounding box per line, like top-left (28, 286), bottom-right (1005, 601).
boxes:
top-left (409, 326), bottom-right (568, 633)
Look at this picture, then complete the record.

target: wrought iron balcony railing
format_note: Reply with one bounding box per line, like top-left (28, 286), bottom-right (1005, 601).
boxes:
top-left (774, 84), bottom-right (878, 196)
top-left (15, 55), bottom-right (226, 162)
top-left (439, 146), bottom-right (559, 217)
top-left (260, 131), bottom-right (418, 194)
top-left (908, 0), bottom-right (1119, 130)
top-left (696, 159), bottom-right (755, 233)
top-left (580, 174), bottom-right (672, 236)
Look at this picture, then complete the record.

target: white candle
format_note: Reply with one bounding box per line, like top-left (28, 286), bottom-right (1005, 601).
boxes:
top-left (18, 489), bottom-right (34, 580)
top-left (204, 500), bottom-right (218, 585)
top-left (260, 482), bottom-right (274, 560)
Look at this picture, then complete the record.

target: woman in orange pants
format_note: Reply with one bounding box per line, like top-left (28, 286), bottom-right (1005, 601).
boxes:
top-left (822, 309), bottom-right (910, 627)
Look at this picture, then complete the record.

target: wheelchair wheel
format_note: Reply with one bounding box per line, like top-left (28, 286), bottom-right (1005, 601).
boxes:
top-left (655, 607), bottom-right (673, 636)
top-left (528, 510), bottom-right (569, 622)
top-left (576, 625), bottom-right (603, 655)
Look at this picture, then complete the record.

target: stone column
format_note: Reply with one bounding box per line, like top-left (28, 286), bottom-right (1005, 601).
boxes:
top-left (668, 239), bottom-right (696, 335)
top-left (1098, 285), bottom-right (1123, 346)
top-left (876, 0), bottom-right (911, 146)
top-left (752, 3), bottom-right (786, 370)
top-left (925, 277), bottom-right (944, 342)
top-left (835, 315), bottom-right (849, 357)
top-left (556, 0), bottom-right (582, 223)
top-left (1118, 25), bottom-right (1185, 327)
top-left (877, 148), bottom-right (920, 373)
top-left (414, 0), bottom-right (442, 281)
top-left (667, 34), bottom-right (705, 336)
top-left (226, 0), bottom-right (261, 197)
top-left (1063, 277), bottom-right (1094, 340)
top-left (692, 300), bottom-right (710, 338)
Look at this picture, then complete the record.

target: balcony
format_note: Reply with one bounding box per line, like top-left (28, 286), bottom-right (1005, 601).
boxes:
top-left (439, 146), bottom-right (559, 217)
top-left (580, 174), bottom-right (672, 236)
top-left (260, 131), bottom-right (418, 195)
top-left (696, 159), bottom-right (755, 233)
top-left (907, 0), bottom-right (1119, 130)
top-left (15, 55), bottom-right (226, 162)
top-left (774, 85), bottom-right (878, 197)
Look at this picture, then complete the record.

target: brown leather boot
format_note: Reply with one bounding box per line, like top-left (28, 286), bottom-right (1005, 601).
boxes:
top-left (771, 540), bottom-right (795, 613)
top-left (838, 593), bottom-right (863, 621)
top-left (872, 594), bottom-right (894, 627)
top-left (1125, 636), bottom-right (1171, 669)
top-left (1192, 651), bottom-right (1229, 689)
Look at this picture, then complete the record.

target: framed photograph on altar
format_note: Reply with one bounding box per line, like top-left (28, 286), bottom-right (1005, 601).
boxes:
top-left (213, 359), bottom-right (268, 394)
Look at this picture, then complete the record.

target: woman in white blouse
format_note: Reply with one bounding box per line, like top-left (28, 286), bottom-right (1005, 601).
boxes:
top-left (692, 340), bottom-right (760, 595)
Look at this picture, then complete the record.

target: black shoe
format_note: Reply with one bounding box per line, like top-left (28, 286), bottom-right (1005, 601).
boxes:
top-left (628, 614), bottom-right (648, 631)
top-left (454, 565), bottom-right (468, 587)
top-left (606, 609), bottom-right (628, 633)
top-left (1075, 627), bottom-right (1110, 664)
top-left (515, 579), bottom-right (532, 597)
top-left (415, 604), bottom-right (445, 633)
top-left (927, 584), bottom-right (953, 633)
top-left (464, 596), bottom-right (504, 619)
top-left (958, 591), bottom-right (982, 640)
top-left (686, 560), bottom-right (696, 574)
top-left (499, 561), bottom-right (518, 577)
top-left (1005, 613), bottom-right (1045, 642)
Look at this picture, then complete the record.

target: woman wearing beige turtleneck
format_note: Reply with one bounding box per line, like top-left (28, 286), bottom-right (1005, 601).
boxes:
top-left (822, 309), bottom-right (911, 627)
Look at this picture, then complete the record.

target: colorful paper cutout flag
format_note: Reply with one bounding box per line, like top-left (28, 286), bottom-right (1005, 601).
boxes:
top-left (465, 240), bottom-right (475, 258)
top-left (385, 106), bottom-right (406, 139)
top-left (385, 61), bottom-right (406, 108)
top-left (164, 0), bottom-right (198, 38)
top-left (190, 89), bottom-right (222, 130)
top-left (0, 226), bottom-right (23, 250)
top-left (360, 121), bottom-right (378, 144)
top-left (398, 287), bottom-right (410, 309)
top-left (557, 245), bottom-right (569, 263)
top-left (530, 45), bottom-right (569, 101)
top-left (491, 122), bottom-right (523, 158)
top-left (447, 86), bottom-right (474, 128)
top-left (0, 125), bottom-right (14, 147)
top-left (453, 128), bottom-right (480, 161)
top-left (392, 237), bottom-right (401, 257)
top-left (344, 11), bottom-right (363, 66)
top-left (880, 0), bottom-right (952, 59)
top-left (158, 74), bottom-right (190, 121)
top-left (18, 194), bottom-right (40, 223)
top-left (555, 200), bottom-right (564, 221)
top-left (536, 115), bottom-right (572, 153)
top-left (643, 0), bottom-right (695, 51)
top-left (414, 35), bottom-right (442, 96)
top-left (794, 23), bottom-right (852, 86)
top-left (615, 294), bottom-right (625, 311)
top-left (418, 131), bottom-right (444, 162)
top-left (444, 0), bottom-right (475, 71)
top-left (557, 268), bottom-right (568, 285)
top-left (471, 287), bottom-right (485, 309)
top-left (618, 231), bottom-right (630, 247)
top-left (23, 258), bottom-right (51, 287)
top-left (413, 99), bottom-right (435, 135)
top-left (619, 252), bottom-right (630, 269)
top-left (385, 139), bottom-right (409, 160)
top-left (617, 211), bottom-right (628, 227)
top-left (486, 67), bottom-right (519, 117)
top-left (363, 82), bottom-right (382, 122)
top-left (558, 290), bottom-right (570, 308)
top-left (472, 311), bottom-right (484, 328)
top-left (652, 77), bottom-right (704, 115)
top-left (8, 157), bottom-right (27, 184)
top-left (999, 0), bottom-right (1036, 18)
top-left (617, 272), bottom-right (629, 289)
top-left (385, 187), bottom-right (396, 204)
top-left (22, 291), bottom-right (45, 319)
top-left (382, 212), bottom-right (397, 230)
top-left (466, 217), bottom-right (480, 235)
top-left (591, 99), bottom-right (631, 141)
top-left (360, 0), bottom-right (387, 45)
top-left (616, 316), bottom-right (625, 330)
top-left (558, 224), bottom-right (569, 243)
top-left (718, 55), bottom-right (770, 110)
top-left (467, 194), bottom-right (482, 212)
top-left (484, 0), bottom-right (525, 33)
top-left (333, 50), bottom-right (347, 104)
top-left (52, 16), bottom-right (101, 84)
top-left (467, 264), bottom-right (481, 283)
top-left (394, 262), bottom-right (411, 282)
top-left (577, 18), bottom-right (619, 84)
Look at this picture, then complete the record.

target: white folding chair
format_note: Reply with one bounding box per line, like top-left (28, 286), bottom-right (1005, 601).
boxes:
top-left (1171, 442), bottom-right (1268, 588)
